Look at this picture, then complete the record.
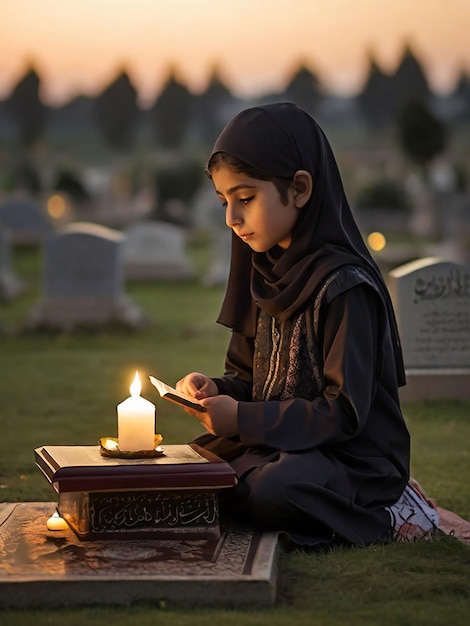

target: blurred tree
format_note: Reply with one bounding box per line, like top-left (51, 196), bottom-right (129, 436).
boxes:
top-left (92, 69), bottom-right (138, 149)
top-left (358, 44), bottom-right (431, 128)
top-left (357, 52), bottom-right (394, 127)
top-left (454, 70), bottom-right (470, 99)
top-left (389, 43), bottom-right (431, 116)
top-left (397, 97), bottom-right (448, 238)
top-left (6, 65), bottom-right (48, 148)
top-left (153, 157), bottom-right (205, 224)
top-left (150, 68), bottom-right (193, 149)
top-left (282, 63), bottom-right (322, 114)
top-left (453, 70), bottom-right (470, 121)
top-left (193, 66), bottom-right (234, 146)
top-left (53, 168), bottom-right (90, 202)
top-left (397, 98), bottom-right (448, 169)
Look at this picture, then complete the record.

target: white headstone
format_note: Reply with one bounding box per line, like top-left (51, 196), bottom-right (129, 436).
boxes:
top-left (27, 222), bottom-right (144, 329)
top-left (389, 257), bottom-right (470, 370)
top-left (123, 221), bottom-right (195, 281)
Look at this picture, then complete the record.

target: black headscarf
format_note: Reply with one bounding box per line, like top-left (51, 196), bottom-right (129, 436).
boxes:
top-left (209, 103), bottom-right (405, 385)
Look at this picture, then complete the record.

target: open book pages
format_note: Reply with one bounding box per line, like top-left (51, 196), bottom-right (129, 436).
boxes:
top-left (149, 375), bottom-right (207, 412)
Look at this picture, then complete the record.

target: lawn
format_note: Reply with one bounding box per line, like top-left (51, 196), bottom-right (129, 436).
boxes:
top-left (1, 243), bottom-right (469, 625)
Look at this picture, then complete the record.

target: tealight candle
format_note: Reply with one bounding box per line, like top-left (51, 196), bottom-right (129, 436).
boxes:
top-left (117, 371), bottom-right (156, 451)
top-left (47, 511), bottom-right (69, 531)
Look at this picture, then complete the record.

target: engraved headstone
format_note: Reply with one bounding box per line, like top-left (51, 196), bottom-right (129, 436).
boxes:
top-left (27, 221), bottom-right (144, 329)
top-left (0, 198), bottom-right (54, 245)
top-left (123, 221), bottom-right (195, 281)
top-left (389, 257), bottom-right (470, 400)
top-left (389, 257), bottom-right (470, 369)
top-left (0, 226), bottom-right (24, 301)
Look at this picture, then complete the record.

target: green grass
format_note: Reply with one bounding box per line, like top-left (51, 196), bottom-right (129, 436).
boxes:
top-left (1, 245), bottom-right (469, 625)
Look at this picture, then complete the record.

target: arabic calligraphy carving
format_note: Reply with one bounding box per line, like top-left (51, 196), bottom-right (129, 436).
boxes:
top-left (89, 491), bottom-right (219, 532)
top-left (413, 269), bottom-right (470, 303)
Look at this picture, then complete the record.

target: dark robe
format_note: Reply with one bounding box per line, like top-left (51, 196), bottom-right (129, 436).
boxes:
top-left (193, 103), bottom-right (410, 547)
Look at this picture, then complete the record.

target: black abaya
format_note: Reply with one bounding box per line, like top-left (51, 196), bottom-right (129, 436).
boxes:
top-left (194, 103), bottom-right (410, 547)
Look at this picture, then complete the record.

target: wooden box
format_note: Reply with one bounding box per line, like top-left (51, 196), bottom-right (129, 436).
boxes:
top-left (35, 443), bottom-right (237, 541)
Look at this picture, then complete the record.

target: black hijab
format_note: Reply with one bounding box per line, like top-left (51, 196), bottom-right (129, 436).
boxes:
top-left (209, 103), bottom-right (405, 386)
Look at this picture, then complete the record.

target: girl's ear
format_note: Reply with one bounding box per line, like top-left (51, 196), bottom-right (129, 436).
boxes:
top-left (292, 170), bottom-right (313, 208)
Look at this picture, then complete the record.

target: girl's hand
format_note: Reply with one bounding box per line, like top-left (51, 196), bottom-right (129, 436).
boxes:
top-left (176, 372), bottom-right (218, 400)
top-left (186, 394), bottom-right (239, 437)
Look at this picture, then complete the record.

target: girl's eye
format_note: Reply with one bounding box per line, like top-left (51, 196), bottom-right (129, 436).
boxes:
top-left (240, 196), bottom-right (254, 205)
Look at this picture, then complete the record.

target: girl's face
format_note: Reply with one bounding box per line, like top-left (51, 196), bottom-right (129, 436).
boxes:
top-left (211, 163), bottom-right (299, 252)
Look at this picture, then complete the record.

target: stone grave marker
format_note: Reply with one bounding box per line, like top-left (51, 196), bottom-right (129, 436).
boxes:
top-left (123, 221), bottom-right (195, 281)
top-left (0, 501), bottom-right (281, 608)
top-left (0, 197), bottom-right (55, 245)
top-left (0, 226), bottom-right (24, 301)
top-left (27, 221), bottom-right (144, 329)
top-left (389, 257), bottom-right (470, 400)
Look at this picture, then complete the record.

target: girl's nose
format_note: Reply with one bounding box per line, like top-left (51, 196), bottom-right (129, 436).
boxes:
top-left (225, 203), bottom-right (241, 229)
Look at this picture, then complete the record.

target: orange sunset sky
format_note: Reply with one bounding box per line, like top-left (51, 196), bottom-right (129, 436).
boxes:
top-left (0, 0), bottom-right (469, 107)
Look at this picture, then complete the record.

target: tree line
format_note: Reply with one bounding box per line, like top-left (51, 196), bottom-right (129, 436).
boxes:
top-left (0, 43), bottom-right (467, 161)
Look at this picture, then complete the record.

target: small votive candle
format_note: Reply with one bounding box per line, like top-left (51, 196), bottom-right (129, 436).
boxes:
top-left (117, 371), bottom-right (156, 451)
top-left (47, 511), bottom-right (68, 531)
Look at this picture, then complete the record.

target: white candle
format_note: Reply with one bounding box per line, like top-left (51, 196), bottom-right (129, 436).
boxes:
top-left (47, 511), bottom-right (69, 531)
top-left (117, 371), bottom-right (156, 451)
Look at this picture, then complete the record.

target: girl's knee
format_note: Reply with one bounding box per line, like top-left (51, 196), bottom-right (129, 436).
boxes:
top-left (246, 465), bottom-right (292, 526)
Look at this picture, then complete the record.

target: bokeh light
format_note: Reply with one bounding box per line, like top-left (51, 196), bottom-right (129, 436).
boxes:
top-left (367, 231), bottom-right (387, 252)
top-left (46, 194), bottom-right (68, 219)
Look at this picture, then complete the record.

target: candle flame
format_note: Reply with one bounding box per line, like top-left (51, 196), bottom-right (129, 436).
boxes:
top-left (130, 371), bottom-right (141, 397)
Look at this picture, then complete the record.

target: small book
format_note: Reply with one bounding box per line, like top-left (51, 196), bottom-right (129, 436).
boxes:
top-left (149, 375), bottom-right (207, 412)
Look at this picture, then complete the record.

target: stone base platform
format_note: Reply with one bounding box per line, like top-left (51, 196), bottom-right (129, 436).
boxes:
top-left (0, 502), bottom-right (281, 609)
top-left (399, 368), bottom-right (470, 402)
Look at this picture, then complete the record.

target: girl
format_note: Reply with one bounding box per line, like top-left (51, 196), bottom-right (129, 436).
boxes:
top-left (176, 102), bottom-right (434, 548)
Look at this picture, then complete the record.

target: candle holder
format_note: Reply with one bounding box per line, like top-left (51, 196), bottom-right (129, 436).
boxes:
top-left (99, 434), bottom-right (164, 459)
